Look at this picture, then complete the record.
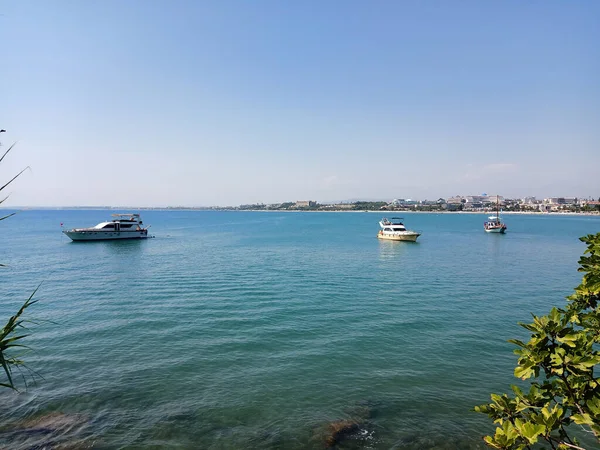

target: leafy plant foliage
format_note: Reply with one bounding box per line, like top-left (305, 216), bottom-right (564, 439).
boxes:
top-left (475, 233), bottom-right (600, 449)
top-left (1, 138), bottom-right (37, 390)
top-left (0, 290), bottom-right (38, 389)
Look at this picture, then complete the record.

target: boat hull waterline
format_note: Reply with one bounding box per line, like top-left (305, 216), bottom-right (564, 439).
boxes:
top-left (63, 230), bottom-right (149, 241)
top-left (377, 231), bottom-right (421, 242)
top-left (484, 225), bottom-right (507, 234)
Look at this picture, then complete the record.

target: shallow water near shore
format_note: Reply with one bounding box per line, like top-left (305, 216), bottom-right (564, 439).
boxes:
top-left (1, 210), bottom-right (599, 448)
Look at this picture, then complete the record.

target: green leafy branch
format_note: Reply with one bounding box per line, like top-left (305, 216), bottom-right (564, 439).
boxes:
top-left (475, 233), bottom-right (600, 449)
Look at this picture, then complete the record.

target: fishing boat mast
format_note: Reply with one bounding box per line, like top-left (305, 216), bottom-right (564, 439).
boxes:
top-left (496, 196), bottom-right (500, 222)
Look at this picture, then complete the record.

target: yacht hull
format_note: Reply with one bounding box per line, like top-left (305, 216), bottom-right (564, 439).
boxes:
top-left (377, 232), bottom-right (420, 242)
top-left (63, 231), bottom-right (148, 241)
top-left (484, 227), bottom-right (506, 234)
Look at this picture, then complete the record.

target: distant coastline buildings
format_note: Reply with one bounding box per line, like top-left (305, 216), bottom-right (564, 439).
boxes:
top-left (220, 195), bottom-right (600, 213)
top-left (66, 195), bottom-right (600, 213)
top-left (109, 195), bottom-right (600, 213)
top-left (294, 200), bottom-right (317, 208)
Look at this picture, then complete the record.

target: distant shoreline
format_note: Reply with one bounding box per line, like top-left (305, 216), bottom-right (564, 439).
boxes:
top-left (234, 210), bottom-right (600, 216)
top-left (2, 207), bottom-right (598, 217)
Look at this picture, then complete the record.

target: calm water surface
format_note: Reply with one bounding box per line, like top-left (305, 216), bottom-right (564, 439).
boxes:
top-left (1, 211), bottom-right (599, 449)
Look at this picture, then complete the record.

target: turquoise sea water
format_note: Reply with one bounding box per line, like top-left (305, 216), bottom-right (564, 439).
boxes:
top-left (1, 210), bottom-right (599, 449)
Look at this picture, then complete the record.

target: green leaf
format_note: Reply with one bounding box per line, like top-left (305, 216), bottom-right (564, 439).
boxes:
top-left (556, 332), bottom-right (579, 347)
top-left (516, 421), bottom-right (545, 444)
top-left (508, 339), bottom-right (527, 348)
top-left (570, 413), bottom-right (594, 426)
top-left (515, 364), bottom-right (535, 380)
top-left (586, 396), bottom-right (600, 416)
top-left (519, 322), bottom-right (540, 333)
top-left (483, 435), bottom-right (502, 449)
top-left (549, 307), bottom-right (561, 324)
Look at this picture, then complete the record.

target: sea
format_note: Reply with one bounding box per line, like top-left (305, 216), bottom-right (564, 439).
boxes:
top-left (0, 210), bottom-right (599, 449)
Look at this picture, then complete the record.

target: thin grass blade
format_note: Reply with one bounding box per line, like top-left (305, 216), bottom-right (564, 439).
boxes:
top-left (0, 142), bottom-right (17, 164)
top-left (0, 166), bottom-right (30, 193)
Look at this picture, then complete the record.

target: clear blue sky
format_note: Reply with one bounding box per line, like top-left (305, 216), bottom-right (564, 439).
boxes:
top-left (2, 1), bottom-right (598, 206)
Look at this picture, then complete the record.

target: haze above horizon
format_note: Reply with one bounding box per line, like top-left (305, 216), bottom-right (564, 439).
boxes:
top-left (2, 1), bottom-right (598, 207)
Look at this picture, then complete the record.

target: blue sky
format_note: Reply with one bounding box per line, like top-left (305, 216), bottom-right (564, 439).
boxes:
top-left (1, 1), bottom-right (598, 206)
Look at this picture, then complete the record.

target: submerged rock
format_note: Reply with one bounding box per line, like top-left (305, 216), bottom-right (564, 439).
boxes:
top-left (324, 419), bottom-right (362, 448)
top-left (317, 416), bottom-right (376, 448)
top-left (316, 400), bottom-right (379, 448)
top-left (1, 411), bottom-right (92, 449)
top-left (15, 411), bottom-right (86, 432)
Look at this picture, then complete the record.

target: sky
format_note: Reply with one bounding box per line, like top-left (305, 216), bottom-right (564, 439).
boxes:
top-left (1, 1), bottom-right (599, 207)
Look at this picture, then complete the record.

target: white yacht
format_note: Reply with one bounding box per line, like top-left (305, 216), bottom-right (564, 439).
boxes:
top-left (62, 214), bottom-right (149, 241)
top-left (377, 218), bottom-right (421, 242)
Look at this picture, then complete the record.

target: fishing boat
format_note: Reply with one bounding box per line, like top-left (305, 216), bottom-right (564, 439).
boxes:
top-left (484, 198), bottom-right (507, 233)
top-left (377, 218), bottom-right (421, 242)
top-left (62, 214), bottom-right (150, 241)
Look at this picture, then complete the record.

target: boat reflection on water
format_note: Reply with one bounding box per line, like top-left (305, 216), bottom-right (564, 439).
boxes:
top-left (377, 238), bottom-right (419, 261)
